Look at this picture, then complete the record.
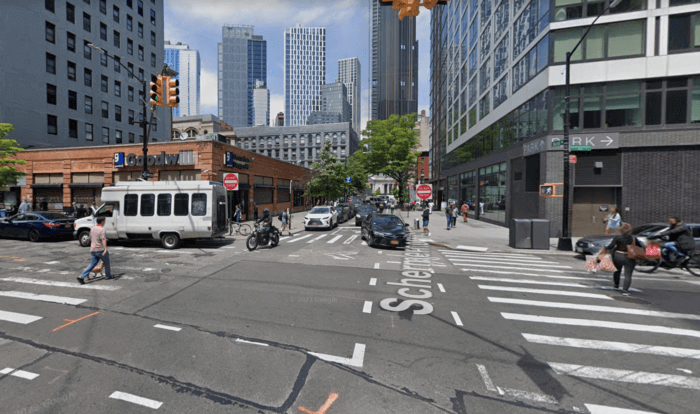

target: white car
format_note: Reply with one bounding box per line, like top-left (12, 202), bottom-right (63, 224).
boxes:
top-left (304, 206), bottom-right (338, 230)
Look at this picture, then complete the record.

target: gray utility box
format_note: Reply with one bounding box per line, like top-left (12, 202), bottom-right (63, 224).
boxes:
top-left (510, 219), bottom-right (532, 249)
top-left (531, 219), bottom-right (551, 250)
top-left (414, 217), bottom-right (421, 230)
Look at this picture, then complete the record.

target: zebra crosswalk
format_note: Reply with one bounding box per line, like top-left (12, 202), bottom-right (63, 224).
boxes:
top-left (285, 232), bottom-right (364, 246)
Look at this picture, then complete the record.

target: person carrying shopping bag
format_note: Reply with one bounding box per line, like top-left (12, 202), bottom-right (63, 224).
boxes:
top-left (596, 222), bottom-right (644, 296)
top-left (461, 201), bottom-right (469, 222)
top-left (603, 206), bottom-right (622, 235)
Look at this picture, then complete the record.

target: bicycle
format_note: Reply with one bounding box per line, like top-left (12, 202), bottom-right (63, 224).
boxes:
top-left (229, 220), bottom-right (251, 236)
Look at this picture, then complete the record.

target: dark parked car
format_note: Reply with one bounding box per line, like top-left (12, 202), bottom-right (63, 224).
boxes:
top-left (575, 223), bottom-right (700, 255)
top-left (355, 205), bottom-right (377, 226)
top-left (336, 205), bottom-right (352, 223)
top-left (0, 212), bottom-right (75, 242)
top-left (361, 213), bottom-right (410, 248)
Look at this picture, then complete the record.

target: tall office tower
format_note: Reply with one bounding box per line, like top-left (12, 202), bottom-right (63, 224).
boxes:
top-left (307, 82), bottom-right (352, 125)
top-left (276, 112), bottom-right (285, 127)
top-left (338, 57), bottom-right (361, 132)
top-left (252, 81), bottom-right (270, 126)
top-left (284, 24), bottom-right (326, 126)
top-left (0, 1), bottom-right (171, 148)
top-left (218, 25), bottom-right (267, 127)
top-left (164, 41), bottom-right (200, 117)
top-left (371, 0), bottom-right (418, 120)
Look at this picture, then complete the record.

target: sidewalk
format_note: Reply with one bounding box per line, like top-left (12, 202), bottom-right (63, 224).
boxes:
top-left (400, 210), bottom-right (581, 256)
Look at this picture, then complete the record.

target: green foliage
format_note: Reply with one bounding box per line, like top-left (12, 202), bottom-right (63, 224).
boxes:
top-left (374, 188), bottom-right (381, 196)
top-left (391, 187), bottom-right (399, 198)
top-left (0, 123), bottom-right (26, 187)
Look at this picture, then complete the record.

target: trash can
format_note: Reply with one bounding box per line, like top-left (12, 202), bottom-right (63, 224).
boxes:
top-left (414, 217), bottom-right (421, 230)
top-left (509, 219), bottom-right (532, 249)
top-left (531, 219), bottom-right (550, 250)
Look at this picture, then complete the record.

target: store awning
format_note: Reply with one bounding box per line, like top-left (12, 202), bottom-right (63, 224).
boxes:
top-left (30, 184), bottom-right (63, 189)
top-left (254, 184), bottom-right (275, 189)
top-left (68, 183), bottom-right (104, 189)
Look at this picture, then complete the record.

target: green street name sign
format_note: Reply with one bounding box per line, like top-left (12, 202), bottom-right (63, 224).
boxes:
top-left (571, 145), bottom-right (592, 151)
top-left (551, 140), bottom-right (564, 147)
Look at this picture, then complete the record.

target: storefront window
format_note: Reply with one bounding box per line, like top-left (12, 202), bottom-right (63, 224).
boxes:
top-left (479, 162), bottom-right (507, 223)
top-left (691, 78), bottom-right (700, 123)
top-left (605, 82), bottom-right (641, 127)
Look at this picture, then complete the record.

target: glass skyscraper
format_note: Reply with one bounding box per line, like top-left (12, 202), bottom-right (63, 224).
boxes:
top-left (338, 57), bottom-right (361, 133)
top-left (164, 41), bottom-right (201, 118)
top-left (284, 24), bottom-right (326, 126)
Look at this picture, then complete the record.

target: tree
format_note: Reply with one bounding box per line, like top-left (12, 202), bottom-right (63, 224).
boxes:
top-left (0, 123), bottom-right (25, 187)
top-left (358, 113), bottom-right (419, 203)
top-left (344, 153), bottom-right (370, 196)
top-left (374, 188), bottom-right (381, 196)
top-left (305, 140), bottom-right (346, 201)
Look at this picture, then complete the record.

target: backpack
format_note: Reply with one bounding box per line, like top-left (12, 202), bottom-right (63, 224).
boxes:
top-left (422, 210), bottom-right (430, 219)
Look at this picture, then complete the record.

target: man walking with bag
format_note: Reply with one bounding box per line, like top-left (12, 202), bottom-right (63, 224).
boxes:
top-left (77, 216), bottom-right (111, 283)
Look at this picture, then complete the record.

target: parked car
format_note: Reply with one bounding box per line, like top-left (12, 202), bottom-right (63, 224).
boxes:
top-left (361, 213), bottom-right (410, 248)
top-left (303, 206), bottom-right (338, 230)
top-left (336, 203), bottom-right (355, 223)
top-left (355, 205), bottom-right (377, 226)
top-left (575, 223), bottom-right (700, 255)
top-left (0, 212), bottom-right (75, 242)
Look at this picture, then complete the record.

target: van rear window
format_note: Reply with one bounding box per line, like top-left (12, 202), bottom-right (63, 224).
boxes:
top-left (192, 193), bottom-right (206, 216)
top-left (140, 194), bottom-right (155, 216)
top-left (124, 194), bottom-right (138, 216)
top-left (174, 194), bottom-right (188, 216)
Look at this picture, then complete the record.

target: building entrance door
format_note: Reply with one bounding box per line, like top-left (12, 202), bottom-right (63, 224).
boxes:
top-left (572, 187), bottom-right (621, 237)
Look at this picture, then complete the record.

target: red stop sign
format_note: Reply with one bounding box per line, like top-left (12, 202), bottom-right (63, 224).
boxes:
top-left (416, 184), bottom-right (432, 200)
top-left (223, 173), bottom-right (239, 191)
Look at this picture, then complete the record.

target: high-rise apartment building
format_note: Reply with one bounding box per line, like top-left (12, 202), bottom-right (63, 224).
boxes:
top-left (0, 0), bottom-right (170, 148)
top-left (164, 41), bottom-right (200, 118)
top-left (307, 83), bottom-right (352, 125)
top-left (371, 0), bottom-right (419, 120)
top-left (284, 24), bottom-right (326, 126)
top-left (431, 0), bottom-right (700, 236)
top-left (253, 80), bottom-right (270, 126)
top-left (338, 57), bottom-right (361, 132)
top-left (218, 25), bottom-right (267, 127)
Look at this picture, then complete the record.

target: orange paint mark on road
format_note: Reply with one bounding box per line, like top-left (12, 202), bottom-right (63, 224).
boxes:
top-left (52, 311), bottom-right (100, 332)
top-left (299, 393), bottom-right (339, 414)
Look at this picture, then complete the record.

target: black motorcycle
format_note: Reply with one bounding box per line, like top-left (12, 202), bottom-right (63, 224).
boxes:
top-left (635, 241), bottom-right (700, 276)
top-left (246, 223), bottom-right (280, 251)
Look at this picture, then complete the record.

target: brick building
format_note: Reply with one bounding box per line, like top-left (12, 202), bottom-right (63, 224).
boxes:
top-left (5, 140), bottom-right (312, 220)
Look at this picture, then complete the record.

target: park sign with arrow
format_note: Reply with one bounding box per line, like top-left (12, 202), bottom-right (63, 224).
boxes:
top-left (550, 133), bottom-right (619, 150)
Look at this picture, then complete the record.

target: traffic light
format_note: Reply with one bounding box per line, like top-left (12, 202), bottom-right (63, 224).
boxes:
top-left (165, 76), bottom-right (180, 108)
top-left (149, 74), bottom-right (163, 106)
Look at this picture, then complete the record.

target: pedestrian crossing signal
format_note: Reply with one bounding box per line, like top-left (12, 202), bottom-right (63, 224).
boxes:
top-left (540, 183), bottom-right (564, 198)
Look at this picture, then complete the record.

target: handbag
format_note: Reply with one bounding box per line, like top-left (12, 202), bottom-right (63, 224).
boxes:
top-left (598, 255), bottom-right (616, 272)
top-left (626, 241), bottom-right (647, 262)
top-left (584, 257), bottom-right (599, 271)
top-left (645, 243), bottom-right (661, 259)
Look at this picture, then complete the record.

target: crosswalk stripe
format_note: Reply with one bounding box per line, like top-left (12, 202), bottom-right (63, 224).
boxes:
top-left (479, 285), bottom-right (613, 299)
top-left (548, 362), bottom-right (700, 391)
top-left (490, 298), bottom-right (698, 320)
top-left (0, 277), bottom-right (121, 291)
top-left (584, 403), bottom-right (660, 414)
top-left (0, 291), bottom-right (86, 305)
top-left (502, 313), bottom-right (700, 339)
top-left (471, 277), bottom-right (592, 288)
top-left (438, 249), bottom-right (536, 258)
top-left (307, 234), bottom-right (327, 243)
top-left (287, 234), bottom-right (312, 243)
top-left (462, 269), bottom-right (609, 282)
top-left (0, 310), bottom-right (42, 324)
top-left (462, 264), bottom-right (568, 272)
top-left (444, 255), bottom-right (560, 264)
top-left (453, 259), bottom-right (571, 268)
top-left (344, 235), bottom-right (358, 244)
top-left (455, 245), bottom-right (489, 252)
top-left (327, 235), bottom-right (343, 244)
top-left (522, 334), bottom-right (700, 359)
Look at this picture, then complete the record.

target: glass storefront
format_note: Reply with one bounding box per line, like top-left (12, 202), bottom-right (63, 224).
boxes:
top-left (460, 171), bottom-right (477, 218)
top-left (479, 162), bottom-right (507, 223)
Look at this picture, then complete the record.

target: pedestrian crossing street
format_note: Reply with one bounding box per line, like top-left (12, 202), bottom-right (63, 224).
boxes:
top-left (439, 249), bottom-right (700, 411)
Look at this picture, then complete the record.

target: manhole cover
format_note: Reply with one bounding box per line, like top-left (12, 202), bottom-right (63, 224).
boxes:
top-left (613, 296), bottom-right (652, 305)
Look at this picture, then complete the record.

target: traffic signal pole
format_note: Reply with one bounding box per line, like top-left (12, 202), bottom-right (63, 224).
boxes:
top-left (141, 78), bottom-right (150, 178)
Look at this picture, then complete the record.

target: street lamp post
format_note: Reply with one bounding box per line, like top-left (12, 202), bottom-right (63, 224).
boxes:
top-left (557, 0), bottom-right (621, 251)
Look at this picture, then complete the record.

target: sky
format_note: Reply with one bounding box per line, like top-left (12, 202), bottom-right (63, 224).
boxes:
top-left (163, 0), bottom-right (431, 132)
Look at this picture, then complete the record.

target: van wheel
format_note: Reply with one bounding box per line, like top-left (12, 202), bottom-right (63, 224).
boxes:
top-left (78, 230), bottom-right (91, 247)
top-left (161, 233), bottom-right (180, 249)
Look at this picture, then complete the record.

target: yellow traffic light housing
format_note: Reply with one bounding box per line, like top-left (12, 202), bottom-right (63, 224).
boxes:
top-left (149, 74), bottom-right (163, 106)
top-left (165, 76), bottom-right (180, 108)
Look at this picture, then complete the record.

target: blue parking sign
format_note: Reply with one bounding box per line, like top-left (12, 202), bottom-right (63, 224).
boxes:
top-left (113, 152), bottom-right (125, 168)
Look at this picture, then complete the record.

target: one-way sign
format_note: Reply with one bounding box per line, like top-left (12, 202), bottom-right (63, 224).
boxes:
top-left (551, 133), bottom-right (619, 150)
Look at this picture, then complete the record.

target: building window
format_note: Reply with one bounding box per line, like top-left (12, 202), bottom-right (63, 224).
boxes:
top-left (83, 40), bottom-right (92, 59)
top-left (85, 123), bottom-right (93, 140)
top-left (113, 30), bottom-right (120, 48)
top-left (85, 96), bottom-right (92, 114)
top-left (150, 31), bottom-right (156, 46)
top-left (552, 21), bottom-right (645, 63)
top-left (114, 56), bottom-right (121, 73)
top-left (127, 14), bottom-right (133, 31)
top-left (84, 68), bottom-right (92, 86)
top-left (114, 80), bottom-right (121, 97)
top-left (150, 9), bottom-right (156, 25)
top-left (115, 129), bottom-right (123, 144)
top-left (138, 68), bottom-right (144, 81)
top-left (138, 0), bottom-right (143, 16)
top-left (115, 105), bottom-right (122, 122)
top-left (101, 101), bottom-right (108, 118)
top-left (68, 90), bottom-right (77, 110)
top-left (46, 21), bottom-right (56, 43)
top-left (138, 45), bottom-right (144, 61)
top-left (128, 62), bottom-right (134, 78)
top-left (66, 2), bottom-right (75, 22)
top-left (46, 53), bottom-right (56, 74)
top-left (47, 84), bottom-right (57, 105)
top-left (128, 86), bottom-right (134, 101)
top-left (101, 75), bottom-right (108, 92)
top-left (69, 119), bottom-right (78, 138)
top-left (128, 109), bottom-right (134, 123)
top-left (113, 5), bottom-right (120, 22)
top-left (605, 82), bottom-right (642, 127)
top-left (668, 13), bottom-right (700, 51)
top-left (102, 127), bottom-right (109, 143)
top-left (128, 132), bottom-right (134, 143)
top-left (65, 32), bottom-right (76, 52)
top-left (47, 115), bottom-right (58, 135)
top-left (138, 22), bottom-right (143, 38)
top-left (46, 0), bottom-right (55, 13)
top-left (127, 38), bottom-right (133, 55)
top-left (100, 22), bottom-right (107, 41)
top-left (100, 53), bottom-right (108, 66)
top-left (150, 52), bottom-right (156, 68)
top-left (127, 0), bottom-right (132, 8)
top-left (67, 61), bottom-right (76, 81)
top-left (99, 0), bottom-right (106, 14)
top-left (83, 12), bottom-right (90, 32)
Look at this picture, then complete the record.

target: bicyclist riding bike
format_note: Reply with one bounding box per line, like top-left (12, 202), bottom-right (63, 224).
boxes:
top-left (647, 216), bottom-right (696, 265)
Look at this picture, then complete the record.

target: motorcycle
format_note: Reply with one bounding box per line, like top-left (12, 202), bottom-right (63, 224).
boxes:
top-left (246, 223), bottom-right (280, 251)
top-left (635, 241), bottom-right (700, 276)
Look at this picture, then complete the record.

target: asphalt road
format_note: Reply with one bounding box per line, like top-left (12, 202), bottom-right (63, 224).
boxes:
top-left (1, 220), bottom-right (699, 414)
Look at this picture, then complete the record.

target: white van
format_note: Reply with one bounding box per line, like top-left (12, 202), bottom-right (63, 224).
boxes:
top-left (73, 180), bottom-right (227, 249)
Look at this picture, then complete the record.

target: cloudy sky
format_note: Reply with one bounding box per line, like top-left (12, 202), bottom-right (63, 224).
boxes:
top-left (163, 0), bottom-right (431, 131)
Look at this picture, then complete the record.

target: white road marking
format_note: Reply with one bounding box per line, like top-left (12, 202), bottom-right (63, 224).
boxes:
top-left (10, 370), bottom-right (40, 380)
top-left (44, 261), bottom-right (60, 264)
top-left (0, 277), bottom-right (121, 291)
top-left (461, 269), bottom-right (609, 281)
top-left (453, 259), bottom-right (571, 268)
top-left (437, 283), bottom-right (446, 293)
top-left (490, 298), bottom-right (699, 320)
top-left (584, 403), bottom-right (660, 414)
top-left (363, 301), bottom-right (372, 313)
top-left (369, 278), bottom-right (377, 286)
top-left (309, 343), bottom-right (366, 368)
top-left (344, 235), bottom-right (358, 244)
top-left (463, 265), bottom-right (568, 273)
top-left (109, 391), bottom-right (163, 409)
top-left (549, 363), bottom-right (700, 390)
top-left (0, 310), bottom-right (43, 324)
top-left (377, 251), bottom-right (382, 254)
top-left (374, 263), bottom-right (380, 269)
top-left (37, 269), bottom-right (51, 273)
top-left (235, 339), bottom-right (269, 347)
top-left (0, 291), bottom-right (87, 306)
top-left (223, 245), bottom-right (236, 248)
top-left (288, 255), bottom-right (300, 257)
top-left (455, 245), bottom-right (489, 252)
top-left (361, 241), bottom-right (367, 246)
top-left (677, 368), bottom-right (693, 374)
top-left (444, 255), bottom-right (559, 264)
top-left (522, 334), bottom-right (700, 359)
top-left (307, 234), bottom-right (327, 243)
top-left (287, 234), bottom-right (312, 243)
top-left (0, 368), bottom-right (14, 375)
top-left (451, 311), bottom-right (463, 326)
top-left (476, 364), bottom-right (497, 391)
top-left (153, 324), bottom-right (181, 332)
top-left (438, 249), bottom-right (536, 258)
top-left (327, 235), bottom-right (343, 244)
top-left (497, 387), bottom-right (557, 404)
top-left (503, 313), bottom-right (700, 339)
top-left (471, 277), bottom-right (592, 288)
top-left (478, 285), bottom-right (613, 300)
top-left (387, 261), bottom-right (401, 263)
